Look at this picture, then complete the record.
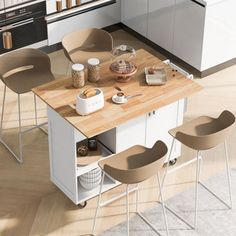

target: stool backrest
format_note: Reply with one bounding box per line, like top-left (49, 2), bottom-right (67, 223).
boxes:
top-left (99, 141), bottom-right (168, 184)
top-left (0, 48), bottom-right (51, 80)
top-left (62, 28), bottom-right (113, 62)
top-left (175, 110), bottom-right (235, 150)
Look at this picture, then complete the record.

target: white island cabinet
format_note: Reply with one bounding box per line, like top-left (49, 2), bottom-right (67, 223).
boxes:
top-left (32, 49), bottom-right (202, 205)
top-left (98, 100), bottom-right (184, 162)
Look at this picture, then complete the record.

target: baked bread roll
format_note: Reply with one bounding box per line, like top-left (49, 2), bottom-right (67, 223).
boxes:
top-left (83, 88), bottom-right (97, 98)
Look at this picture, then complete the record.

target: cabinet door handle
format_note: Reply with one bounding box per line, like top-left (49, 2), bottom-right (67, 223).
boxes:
top-left (148, 112), bottom-right (151, 117)
top-left (153, 110), bottom-right (156, 115)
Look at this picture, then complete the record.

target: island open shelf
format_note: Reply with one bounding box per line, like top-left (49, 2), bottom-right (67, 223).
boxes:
top-left (76, 140), bottom-right (113, 177)
top-left (77, 174), bottom-right (120, 204)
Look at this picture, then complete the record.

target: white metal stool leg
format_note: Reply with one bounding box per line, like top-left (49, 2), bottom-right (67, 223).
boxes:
top-left (157, 172), bottom-right (169, 236)
top-left (194, 150), bottom-right (201, 229)
top-left (160, 138), bottom-right (175, 194)
top-left (18, 94), bottom-right (23, 163)
top-left (126, 184), bottom-right (130, 236)
top-left (67, 61), bottom-right (71, 76)
top-left (0, 86), bottom-right (22, 163)
top-left (198, 143), bottom-right (232, 209)
top-left (135, 183), bottom-right (139, 213)
top-left (224, 140), bottom-right (233, 209)
top-left (0, 85), bottom-right (6, 139)
top-left (34, 93), bottom-right (38, 126)
top-left (92, 171), bottom-right (105, 235)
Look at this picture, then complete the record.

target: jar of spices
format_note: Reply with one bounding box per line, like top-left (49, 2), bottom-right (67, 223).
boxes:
top-left (87, 58), bottom-right (100, 83)
top-left (72, 64), bottom-right (85, 88)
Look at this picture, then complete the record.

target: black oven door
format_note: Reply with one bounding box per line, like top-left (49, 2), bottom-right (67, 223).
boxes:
top-left (0, 14), bottom-right (47, 54)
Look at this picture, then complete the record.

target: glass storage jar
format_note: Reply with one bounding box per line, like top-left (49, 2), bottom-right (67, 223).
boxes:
top-left (87, 58), bottom-right (100, 83)
top-left (72, 64), bottom-right (85, 88)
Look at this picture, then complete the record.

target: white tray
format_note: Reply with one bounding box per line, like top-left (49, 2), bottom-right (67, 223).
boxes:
top-left (145, 67), bottom-right (167, 85)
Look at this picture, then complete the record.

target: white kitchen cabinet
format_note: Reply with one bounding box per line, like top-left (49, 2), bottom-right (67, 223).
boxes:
top-left (98, 100), bottom-right (185, 161)
top-left (146, 100), bottom-right (184, 161)
top-left (201, 0), bottom-right (236, 70)
top-left (47, 0), bottom-right (121, 45)
top-left (173, 0), bottom-right (205, 71)
top-left (48, 107), bottom-right (119, 205)
top-left (98, 115), bottom-right (147, 153)
top-left (121, 0), bottom-right (148, 36)
top-left (147, 0), bottom-right (175, 52)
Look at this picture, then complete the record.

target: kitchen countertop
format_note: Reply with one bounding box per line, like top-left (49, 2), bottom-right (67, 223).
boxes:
top-left (32, 49), bottom-right (202, 138)
top-left (195, 0), bottom-right (228, 6)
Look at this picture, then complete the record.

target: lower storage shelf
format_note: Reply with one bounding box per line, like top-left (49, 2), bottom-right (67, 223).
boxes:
top-left (77, 174), bottom-right (120, 204)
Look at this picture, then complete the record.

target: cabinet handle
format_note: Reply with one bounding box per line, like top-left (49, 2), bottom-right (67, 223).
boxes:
top-left (148, 112), bottom-right (151, 117)
top-left (153, 110), bottom-right (156, 115)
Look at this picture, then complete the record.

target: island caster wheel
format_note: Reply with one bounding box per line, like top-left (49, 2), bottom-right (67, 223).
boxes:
top-left (169, 158), bottom-right (177, 166)
top-left (78, 201), bottom-right (87, 209)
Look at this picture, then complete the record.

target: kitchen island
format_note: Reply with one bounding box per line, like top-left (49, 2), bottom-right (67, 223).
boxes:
top-left (33, 49), bottom-right (202, 205)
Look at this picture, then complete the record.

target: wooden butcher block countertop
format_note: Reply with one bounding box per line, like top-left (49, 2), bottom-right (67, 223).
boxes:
top-left (32, 49), bottom-right (202, 138)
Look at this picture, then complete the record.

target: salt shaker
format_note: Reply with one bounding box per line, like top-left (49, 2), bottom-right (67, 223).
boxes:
top-left (72, 64), bottom-right (85, 88)
top-left (87, 58), bottom-right (100, 83)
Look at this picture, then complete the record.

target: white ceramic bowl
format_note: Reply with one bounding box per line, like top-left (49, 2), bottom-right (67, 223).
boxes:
top-left (79, 168), bottom-right (102, 190)
top-left (79, 176), bottom-right (101, 190)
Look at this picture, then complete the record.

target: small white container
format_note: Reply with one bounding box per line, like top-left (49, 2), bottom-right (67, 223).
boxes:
top-left (76, 88), bottom-right (104, 116)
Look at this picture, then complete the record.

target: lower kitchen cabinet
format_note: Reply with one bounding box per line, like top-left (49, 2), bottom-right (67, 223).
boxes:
top-left (48, 107), bottom-right (119, 205)
top-left (122, 0), bottom-right (236, 72)
top-left (98, 99), bottom-right (184, 161)
top-left (147, 0), bottom-right (175, 52)
top-left (47, 99), bottom-right (184, 204)
top-left (173, 0), bottom-right (205, 71)
top-left (121, 0), bottom-right (148, 37)
top-left (145, 99), bottom-right (184, 160)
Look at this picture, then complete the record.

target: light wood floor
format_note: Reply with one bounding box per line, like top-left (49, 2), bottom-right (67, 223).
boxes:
top-left (0, 29), bottom-right (236, 236)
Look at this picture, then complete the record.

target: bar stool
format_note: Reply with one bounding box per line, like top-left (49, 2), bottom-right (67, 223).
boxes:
top-left (62, 28), bottom-right (113, 65)
top-left (0, 48), bottom-right (55, 163)
top-left (92, 140), bottom-right (169, 236)
top-left (164, 110), bottom-right (235, 229)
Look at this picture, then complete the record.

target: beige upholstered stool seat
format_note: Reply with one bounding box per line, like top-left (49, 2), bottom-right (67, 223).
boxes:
top-left (99, 141), bottom-right (167, 184)
top-left (169, 110), bottom-right (235, 150)
top-left (3, 69), bottom-right (54, 94)
top-left (69, 49), bottom-right (112, 65)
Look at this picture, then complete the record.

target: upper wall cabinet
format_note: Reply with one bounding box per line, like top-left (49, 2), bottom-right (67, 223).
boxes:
top-left (47, 0), bottom-right (121, 45)
top-left (172, 0), bottom-right (205, 71)
top-left (121, 0), bottom-right (148, 37)
top-left (147, 0), bottom-right (175, 52)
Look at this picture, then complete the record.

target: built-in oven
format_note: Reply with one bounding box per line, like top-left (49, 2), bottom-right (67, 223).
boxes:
top-left (0, 1), bottom-right (47, 54)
